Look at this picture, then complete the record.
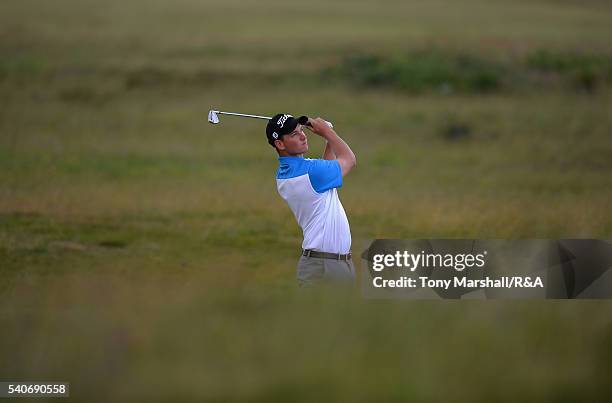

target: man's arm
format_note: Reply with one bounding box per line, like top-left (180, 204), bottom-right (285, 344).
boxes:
top-left (307, 117), bottom-right (356, 176)
top-left (322, 141), bottom-right (336, 160)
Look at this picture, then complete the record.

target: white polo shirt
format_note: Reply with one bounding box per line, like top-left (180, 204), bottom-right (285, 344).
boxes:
top-left (276, 156), bottom-right (351, 254)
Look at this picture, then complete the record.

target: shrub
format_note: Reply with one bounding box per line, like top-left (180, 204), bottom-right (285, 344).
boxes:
top-left (338, 51), bottom-right (502, 94)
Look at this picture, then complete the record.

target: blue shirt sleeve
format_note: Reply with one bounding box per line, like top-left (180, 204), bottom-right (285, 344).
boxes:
top-left (308, 159), bottom-right (343, 193)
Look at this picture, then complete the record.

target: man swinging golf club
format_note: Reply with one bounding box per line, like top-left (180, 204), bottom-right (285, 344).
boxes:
top-left (266, 114), bottom-right (356, 286)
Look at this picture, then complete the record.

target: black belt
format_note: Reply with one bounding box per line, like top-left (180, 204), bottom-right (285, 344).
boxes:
top-left (302, 249), bottom-right (352, 261)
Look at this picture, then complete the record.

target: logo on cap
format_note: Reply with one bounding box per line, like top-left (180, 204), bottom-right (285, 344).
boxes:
top-left (277, 114), bottom-right (291, 128)
top-left (272, 132), bottom-right (279, 139)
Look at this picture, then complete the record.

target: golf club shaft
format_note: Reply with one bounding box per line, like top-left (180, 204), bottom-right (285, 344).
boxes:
top-left (215, 111), bottom-right (271, 120)
top-left (211, 110), bottom-right (333, 128)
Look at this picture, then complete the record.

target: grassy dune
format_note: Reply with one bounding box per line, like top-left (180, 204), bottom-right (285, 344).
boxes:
top-left (1, 0), bottom-right (612, 401)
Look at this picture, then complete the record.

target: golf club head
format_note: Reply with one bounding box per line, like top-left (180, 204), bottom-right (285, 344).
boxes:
top-left (208, 110), bottom-right (220, 124)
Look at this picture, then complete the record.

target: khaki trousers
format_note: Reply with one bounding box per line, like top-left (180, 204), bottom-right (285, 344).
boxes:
top-left (297, 255), bottom-right (355, 286)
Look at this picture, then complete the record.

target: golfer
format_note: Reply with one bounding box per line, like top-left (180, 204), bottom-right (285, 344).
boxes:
top-left (266, 114), bottom-right (356, 286)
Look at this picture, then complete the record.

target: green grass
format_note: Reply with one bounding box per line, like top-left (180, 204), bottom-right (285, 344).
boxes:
top-left (1, 0), bottom-right (612, 401)
top-left (333, 49), bottom-right (612, 93)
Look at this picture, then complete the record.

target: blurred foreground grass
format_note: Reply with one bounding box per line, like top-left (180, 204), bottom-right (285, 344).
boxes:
top-left (2, 283), bottom-right (612, 402)
top-left (1, 0), bottom-right (612, 401)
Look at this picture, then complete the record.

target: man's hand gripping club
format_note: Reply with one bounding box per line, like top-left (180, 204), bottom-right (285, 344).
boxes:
top-left (304, 117), bottom-right (356, 177)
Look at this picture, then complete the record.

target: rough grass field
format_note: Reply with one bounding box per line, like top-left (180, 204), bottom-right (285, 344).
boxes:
top-left (1, 0), bottom-right (612, 401)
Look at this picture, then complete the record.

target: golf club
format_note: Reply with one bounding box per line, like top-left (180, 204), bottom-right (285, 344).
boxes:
top-left (208, 109), bottom-right (333, 128)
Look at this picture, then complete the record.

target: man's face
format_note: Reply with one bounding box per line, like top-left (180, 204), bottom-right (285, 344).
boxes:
top-left (276, 124), bottom-right (308, 155)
